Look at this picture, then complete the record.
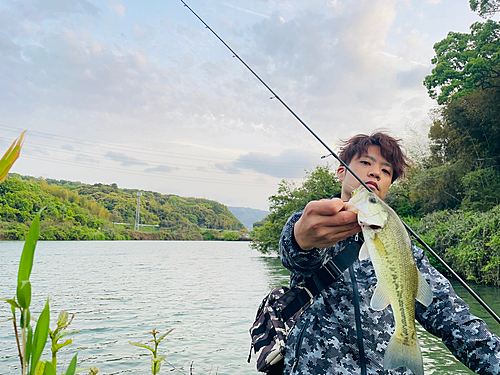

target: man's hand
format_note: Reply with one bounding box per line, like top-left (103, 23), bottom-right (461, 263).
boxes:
top-left (294, 198), bottom-right (361, 250)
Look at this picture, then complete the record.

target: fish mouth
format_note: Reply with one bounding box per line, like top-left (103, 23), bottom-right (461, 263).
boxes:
top-left (370, 225), bottom-right (382, 230)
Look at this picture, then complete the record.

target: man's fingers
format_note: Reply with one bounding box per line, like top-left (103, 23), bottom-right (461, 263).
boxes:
top-left (304, 199), bottom-right (345, 217)
top-left (322, 210), bottom-right (359, 227)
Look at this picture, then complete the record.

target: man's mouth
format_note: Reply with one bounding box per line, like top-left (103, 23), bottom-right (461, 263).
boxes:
top-left (365, 181), bottom-right (378, 191)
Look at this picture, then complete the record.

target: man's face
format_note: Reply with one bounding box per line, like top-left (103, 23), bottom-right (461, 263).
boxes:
top-left (337, 145), bottom-right (393, 201)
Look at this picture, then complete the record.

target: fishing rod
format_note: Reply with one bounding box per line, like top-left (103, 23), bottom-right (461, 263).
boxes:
top-left (180, 0), bottom-right (500, 326)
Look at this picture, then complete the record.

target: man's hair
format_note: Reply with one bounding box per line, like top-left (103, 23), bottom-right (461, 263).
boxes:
top-left (338, 131), bottom-right (410, 182)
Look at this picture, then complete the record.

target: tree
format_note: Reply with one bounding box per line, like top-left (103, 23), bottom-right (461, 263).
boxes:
top-left (251, 164), bottom-right (341, 254)
top-left (470, 0), bottom-right (500, 18)
top-left (432, 87), bottom-right (500, 164)
top-left (424, 20), bottom-right (500, 105)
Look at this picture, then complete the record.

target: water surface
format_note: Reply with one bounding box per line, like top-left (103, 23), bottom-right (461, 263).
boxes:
top-left (1, 241), bottom-right (498, 374)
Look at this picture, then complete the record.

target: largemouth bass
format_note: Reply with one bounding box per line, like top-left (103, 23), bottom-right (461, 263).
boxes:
top-left (346, 186), bottom-right (433, 375)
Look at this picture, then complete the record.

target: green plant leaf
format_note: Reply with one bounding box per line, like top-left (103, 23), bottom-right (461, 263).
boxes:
top-left (2, 298), bottom-right (21, 310)
top-left (157, 329), bottom-right (173, 343)
top-left (155, 355), bottom-right (166, 363)
top-left (17, 211), bottom-right (41, 309)
top-left (55, 330), bottom-right (79, 341)
top-left (30, 299), bottom-right (50, 375)
top-left (54, 338), bottom-right (73, 351)
top-left (59, 310), bottom-right (69, 325)
top-left (26, 325), bottom-right (33, 370)
top-left (74, 367), bottom-right (97, 374)
top-left (64, 354), bottom-right (78, 375)
top-left (129, 341), bottom-right (154, 353)
top-left (17, 280), bottom-right (32, 309)
top-left (42, 361), bottom-right (56, 375)
top-left (0, 131), bottom-right (25, 184)
top-left (34, 361), bottom-right (45, 375)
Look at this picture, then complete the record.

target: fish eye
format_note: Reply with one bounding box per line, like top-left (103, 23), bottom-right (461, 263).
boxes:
top-left (369, 197), bottom-right (376, 204)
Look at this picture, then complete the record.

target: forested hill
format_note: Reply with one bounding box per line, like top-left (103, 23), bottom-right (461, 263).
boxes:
top-left (0, 174), bottom-right (246, 241)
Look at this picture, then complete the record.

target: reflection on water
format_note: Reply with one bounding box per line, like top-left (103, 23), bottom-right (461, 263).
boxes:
top-left (254, 255), bottom-right (290, 290)
top-left (1, 241), bottom-right (499, 374)
top-left (451, 279), bottom-right (500, 336)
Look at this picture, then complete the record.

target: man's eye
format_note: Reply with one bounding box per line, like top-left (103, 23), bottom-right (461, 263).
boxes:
top-left (383, 169), bottom-right (391, 175)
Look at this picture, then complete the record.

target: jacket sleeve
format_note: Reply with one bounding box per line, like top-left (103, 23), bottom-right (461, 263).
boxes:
top-left (414, 244), bottom-right (500, 374)
top-left (279, 210), bottom-right (330, 279)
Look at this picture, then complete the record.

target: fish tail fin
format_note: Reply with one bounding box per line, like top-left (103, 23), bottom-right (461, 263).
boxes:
top-left (384, 335), bottom-right (424, 375)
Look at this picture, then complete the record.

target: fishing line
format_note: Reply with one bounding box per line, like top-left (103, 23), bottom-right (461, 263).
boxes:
top-left (180, 0), bottom-right (500, 326)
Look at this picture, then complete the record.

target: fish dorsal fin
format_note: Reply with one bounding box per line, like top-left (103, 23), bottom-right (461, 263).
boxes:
top-left (371, 284), bottom-right (390, 311)
top-left (416, 271), bottom-right (433, 307)
top-left (359, 242), bottom-right (369, 260)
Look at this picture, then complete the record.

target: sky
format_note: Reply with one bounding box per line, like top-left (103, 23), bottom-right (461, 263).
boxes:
top-left (0, 0), bottom-right (496, 211)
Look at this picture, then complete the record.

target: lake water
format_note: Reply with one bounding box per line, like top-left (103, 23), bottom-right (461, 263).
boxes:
top-left (1, 241), bottom-right (499, 374)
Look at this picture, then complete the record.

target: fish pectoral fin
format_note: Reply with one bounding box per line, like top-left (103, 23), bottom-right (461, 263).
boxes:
top-left (416, 271), bottom-right (433, 307)
top-left (370, 284), bottom-right (390, 311)
top-left (358, 242), bottom-right (369, 260)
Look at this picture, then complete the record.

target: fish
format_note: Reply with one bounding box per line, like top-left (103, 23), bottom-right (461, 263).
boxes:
top-left (345, 186), bottom-right (433, 375)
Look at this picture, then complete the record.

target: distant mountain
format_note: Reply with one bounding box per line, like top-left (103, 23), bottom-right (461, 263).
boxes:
top-left (228, 206), bottom-right (269, 231)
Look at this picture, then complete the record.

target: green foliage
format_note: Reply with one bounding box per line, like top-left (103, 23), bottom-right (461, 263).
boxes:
top-left (470, 0), bottom-right (500, 18)
top-left (129, 328), bottom-right (173, 374)
top-left (251, 164), bottom-right (341, 254)
top-left (0, 131), bottom-right (25, 183)
top-left (222, 231), bottom-right (239, 241)
top-left (429, 88), bottom-right (500, 166)
top-left (415, 206), bottom-right (500, 286)
top-left (461, 168), bottom-right (500, 210)
top-left (49, 311), bottom-right (78, 370)
top-left (0, 175), bottom-right (246, 241)
top-left (30, 299), bottom-right (50, 375)
top-left (399, 76), bottom-right (500, 216)
top-left (424, 20), bottom-right (500, 105)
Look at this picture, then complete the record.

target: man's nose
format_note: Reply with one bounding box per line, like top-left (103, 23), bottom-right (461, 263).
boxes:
top-left (369, 169), bottom-right (380, 179)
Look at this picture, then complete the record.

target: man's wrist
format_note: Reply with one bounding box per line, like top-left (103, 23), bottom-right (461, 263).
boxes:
top-left (292, 227), bottom-right (313, 251)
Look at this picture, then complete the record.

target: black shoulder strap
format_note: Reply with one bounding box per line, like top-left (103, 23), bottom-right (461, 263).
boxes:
top-left (281, 239), bottom-right (362, 321)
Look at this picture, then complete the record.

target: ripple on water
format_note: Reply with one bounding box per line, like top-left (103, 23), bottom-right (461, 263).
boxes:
top-left (1, 240), bottom-right (495, 374)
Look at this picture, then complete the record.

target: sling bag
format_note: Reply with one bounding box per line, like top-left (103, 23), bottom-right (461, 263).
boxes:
top-left (248, 238), bottom-right (362, 373)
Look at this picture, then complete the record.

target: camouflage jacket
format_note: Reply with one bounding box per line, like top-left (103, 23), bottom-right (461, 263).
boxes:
top-left (279, 210), bottom-right (500, 375)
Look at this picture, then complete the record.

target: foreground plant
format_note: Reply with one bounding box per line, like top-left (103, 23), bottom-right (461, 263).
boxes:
top-left (49, 310), bottom-right (78, 370)
top-left (0, 133), bottom-right (81, 374)
top-left (129, 328), bottom-right (173, 374)
top-left (0, 131), bottom-right (25, 183)
top-left (2, 211), bottom-right (78, 375)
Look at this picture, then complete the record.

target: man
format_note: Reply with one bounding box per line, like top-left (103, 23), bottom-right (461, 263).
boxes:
top-left (279, 132), bottom-right (500, 374)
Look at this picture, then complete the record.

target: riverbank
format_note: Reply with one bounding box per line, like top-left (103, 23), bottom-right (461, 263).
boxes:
top-left (0, 220), bottom-right (251, 241)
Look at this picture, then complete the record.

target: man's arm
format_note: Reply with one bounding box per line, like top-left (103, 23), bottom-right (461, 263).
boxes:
top-left (415, 244), bottom-right (500, 374)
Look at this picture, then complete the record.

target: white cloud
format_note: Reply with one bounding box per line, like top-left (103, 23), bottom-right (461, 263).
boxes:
top-left (215, 149), bottom-right (320, 178)
top-left (0, 0), bottom-right (479, 210)
top-left (105, 152), bottom-right (148, 167)
top-left (109, 3), bottom-right (126, 17)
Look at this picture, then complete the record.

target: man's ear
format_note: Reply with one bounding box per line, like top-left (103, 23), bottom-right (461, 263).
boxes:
top-left (337, 166), bottom-right (345, 182)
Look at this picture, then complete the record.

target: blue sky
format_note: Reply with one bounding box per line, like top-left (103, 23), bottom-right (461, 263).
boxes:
top-left (0, 0), bottom-right (496, 210)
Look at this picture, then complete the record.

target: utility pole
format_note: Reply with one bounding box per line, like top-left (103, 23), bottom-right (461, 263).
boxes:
top-left (134, 191), bottom-right (142, 231)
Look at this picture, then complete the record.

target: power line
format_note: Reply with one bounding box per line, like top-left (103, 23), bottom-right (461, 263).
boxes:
top-left (0, 124), bottom-right (309, 167)
top-left (20, 154), bottom-right (278, 187)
